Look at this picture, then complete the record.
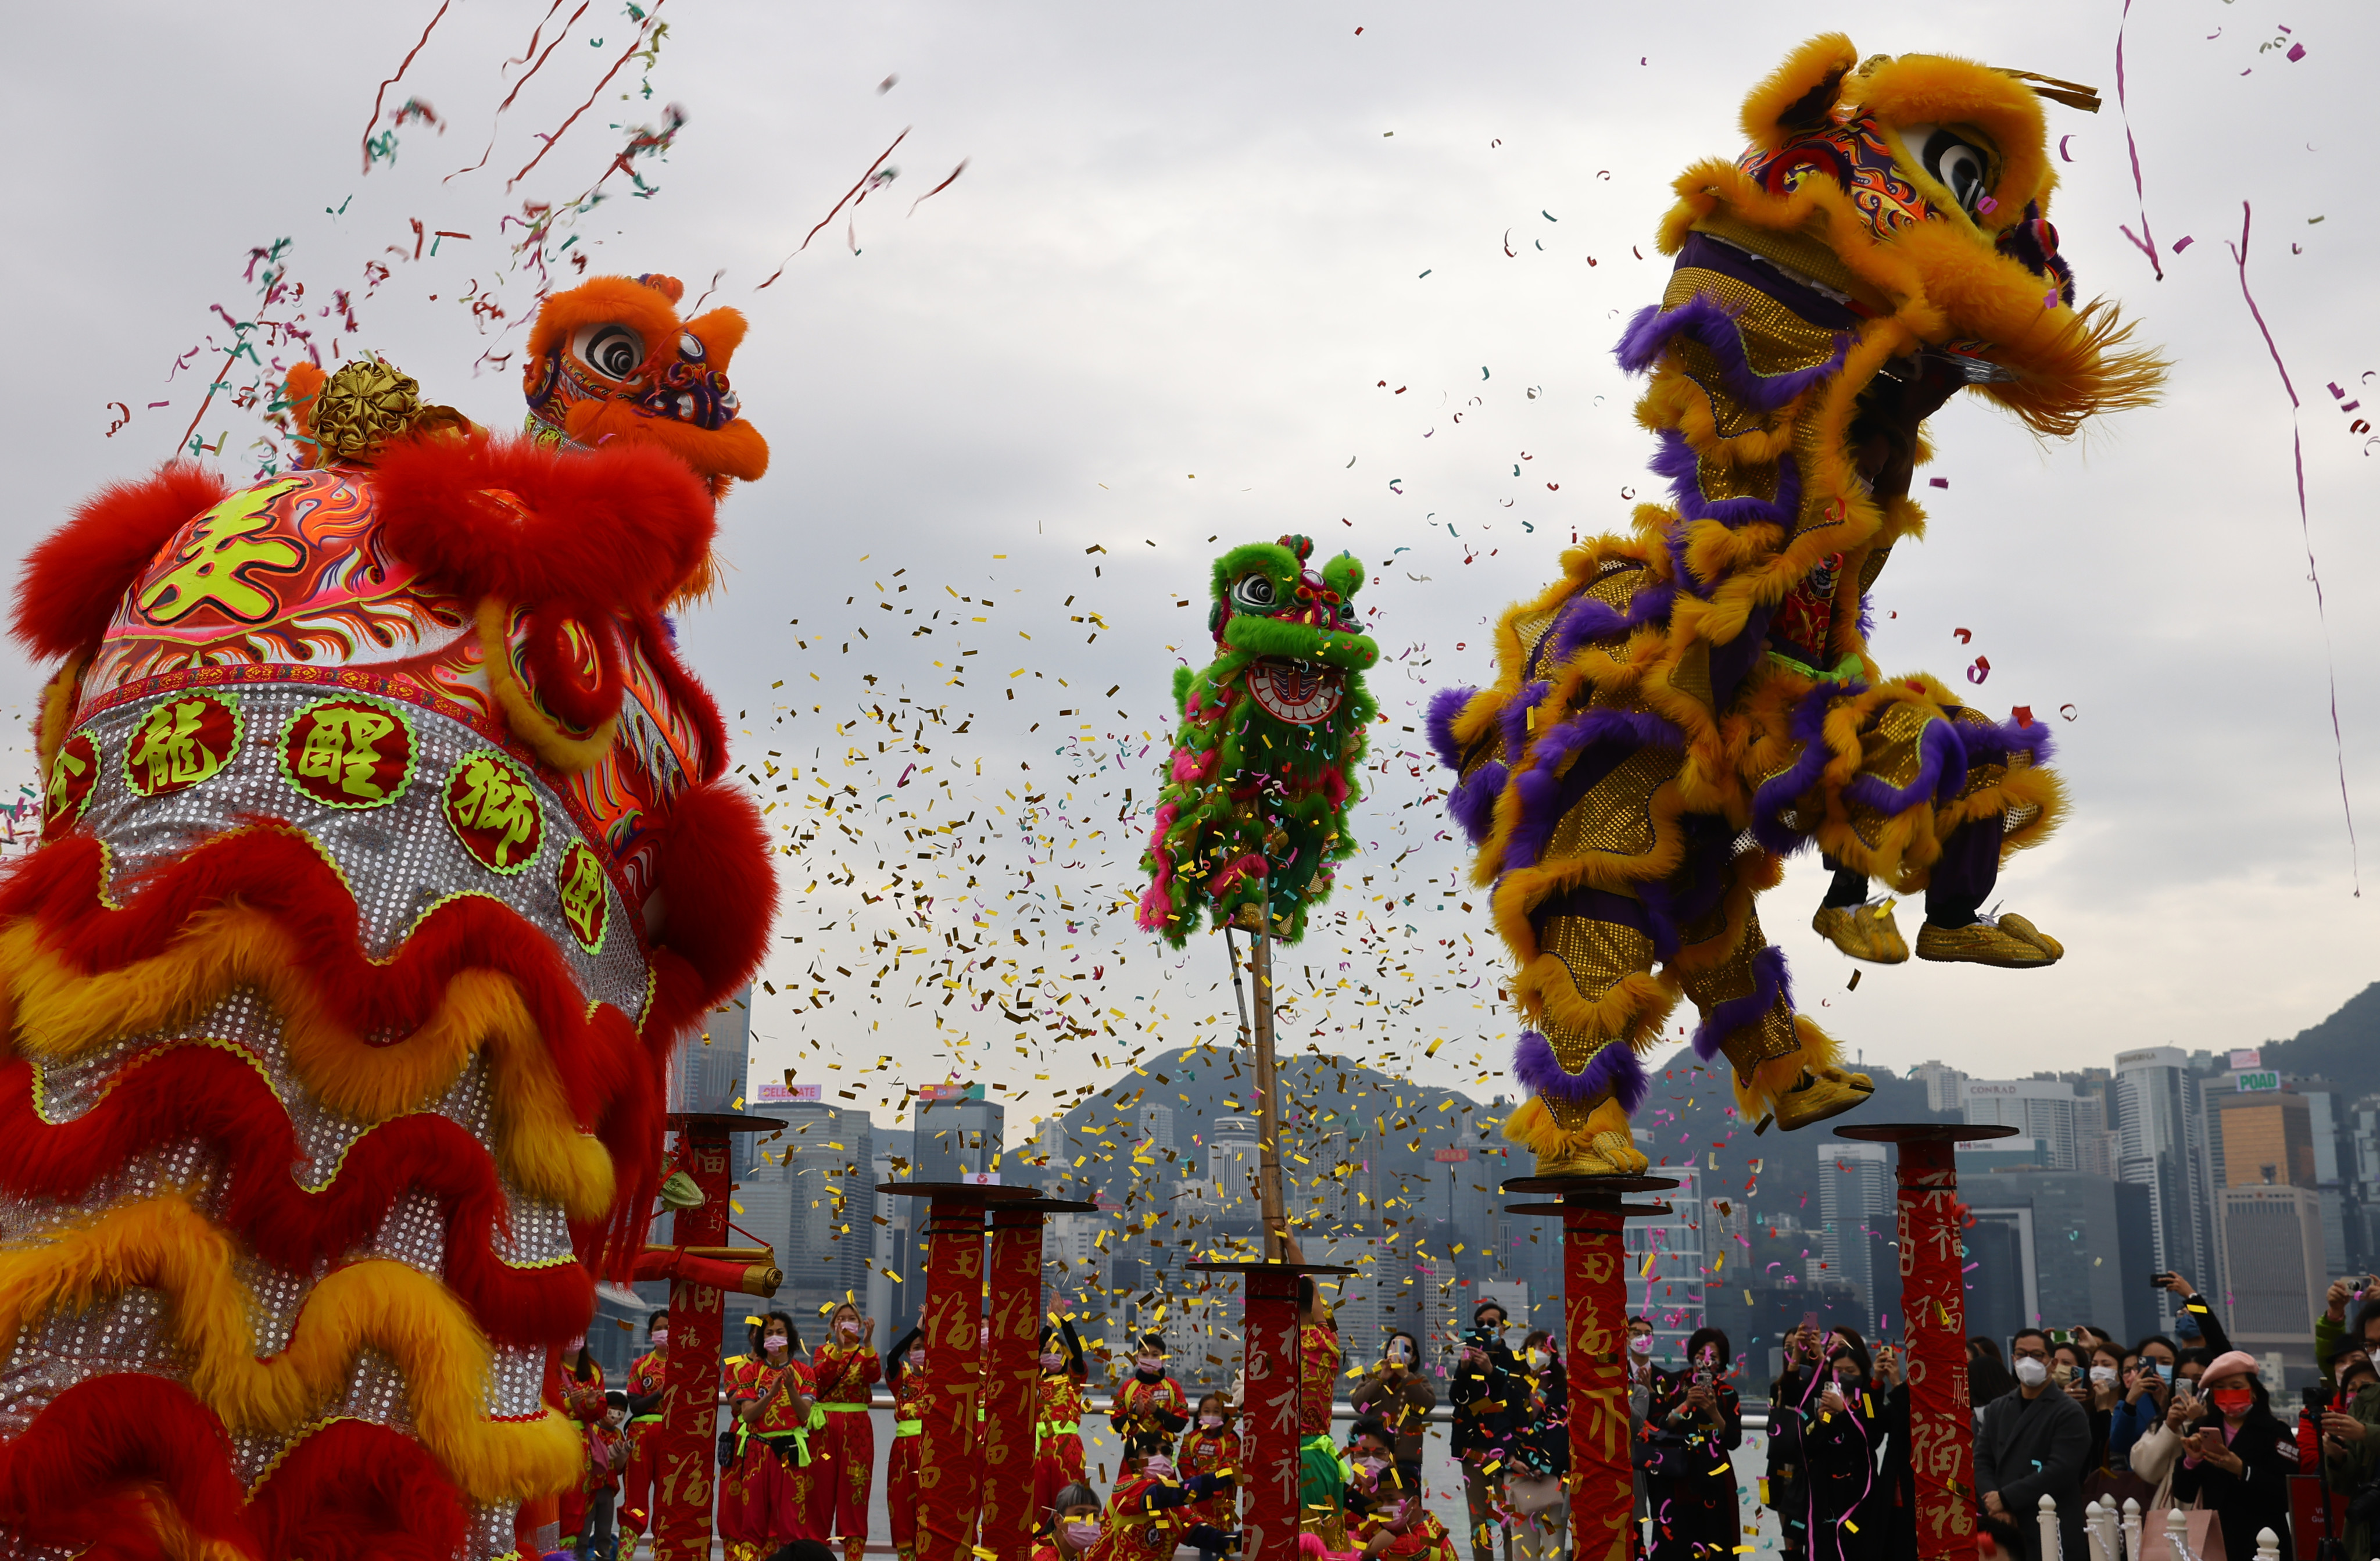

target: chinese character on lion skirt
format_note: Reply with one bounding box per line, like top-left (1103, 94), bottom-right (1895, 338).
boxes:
top-left (0, 272), bottom-right (778, 1554)
top-left (1429, 35), bottom-right (2161, 1173)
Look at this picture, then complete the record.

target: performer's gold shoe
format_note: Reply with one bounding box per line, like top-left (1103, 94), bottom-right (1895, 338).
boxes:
top-left (1531, 1095), bottom-right (1651, 1177)
top-left (1812, 898), bottom-right (1909, 965)
top-left (1770, 1068), bottom-right (1874, 1133)
top-left (1914, 913), bottom-right (2061, 968)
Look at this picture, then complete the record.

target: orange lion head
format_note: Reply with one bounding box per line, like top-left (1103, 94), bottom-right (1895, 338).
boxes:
top-left (521, 272), bottom-right (769, 498)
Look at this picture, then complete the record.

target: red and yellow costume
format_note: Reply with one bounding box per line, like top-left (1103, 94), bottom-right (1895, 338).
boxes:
top-left (813, 1338), bottom-right (882, 1549)
top-left (1179, 1423), bottom-right (1242, 1533)
top-left (1033, 1367), bottom-right (1090, 1522)
top-left (888, 1347), bottom-right (931, 1561)
top-left (1300, 1322), bottom-right (1348, 1545)
top-left (556, 1356), bottom-right (607, 1542)
top-left (720, 1353), bottom-right (830, 1561)
top-left (1353, 1498), bottom-right (1460, 1561)
top-left (1110, 1372), bottom-right (1190, 1456)
top-left (620, 1345), bottom-right (670, 1536)
top-left (1108, 1470), bottom-right (1194, 1561)
top-left (0, 270), bottom-right (776, 1554)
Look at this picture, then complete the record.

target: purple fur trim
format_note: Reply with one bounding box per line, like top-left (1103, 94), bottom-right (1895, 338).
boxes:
top-left (1514, 1030), bottom-right (1651, 1114)
top-left (1957, 711), bottom-right (2057, 768)
top-left (1425, 685), bottom-right (1473, 772)
top-left (1505, 707), bottom-right (1685, 873)
top-left (1655, 430), bottom-right (1808, 531)
top-left (1546, 584), bottom-right (1677, 664)
top-left (1687, 945), bottom-right (1792, 1062)
top-left (1841, 717), bottom-right (1968, 816)
top-left (1613, 295), bottom-right (1849, 413)
top-left (1447, 761), bottom-right (1505, 846)
top-left (1497, 680), bottom-right (1551, 763)
top-left (1749, 682), bottom-right (1858, 854)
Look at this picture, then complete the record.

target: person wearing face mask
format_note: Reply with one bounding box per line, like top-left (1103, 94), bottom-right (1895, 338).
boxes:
top-left (809, 1302), bottom-right (879, 1561)
top-left (619, 1308), bottom-right (671, 1542)
top-left (1503, 1328), bottom-right (1570, 1561)
top-left (1349, 1455), bottom-right (1457, 1560)
top-left (2168, 1351), bottom-right (2296, 1561)
top-left (2319, 1349), bottom-right (2380, 1561)
top-left (1107, 1433), bottom-right (1238, 1561)
top-left (883, 1325), bottom-right (928, 1561)
top-left (2109, 1334), bottom-right (2178, 1475)
top-left (1032, 1317), bottom-right (1091, 1533)
top-left (720, 1312), bottom-right (827, 1560)
top-left (1035, 1483), bottom-right (1107, 1561)
top-left (1640, 1327), bottom-right (1742, 1561)
top-left (2316, 1281), bottom-right (2380, 1398)
top-left (1627, 1316), bottom-right (1658, 1553)
top-left (1180, 1392), bottom-right (1243, 1558)
top-left (1799, 1337), bottom-right (1882, 1561)
top-left (2046, 1341), bottom-right (2107, 1487)
top-left (1453, 1300), bottom-right (1522, 1561)
top-left (1353, 1330), bottom-right (1440, 1467)
top-left (1975, 1329), bottom-right (2089, 1561)
top-left (1110, 1331), bottom-right (1191, 1456)
top-left (1765, 1323), bottom-right (1833, 1561)
top-left (1300, 1280), bottom-right (1350, 1549)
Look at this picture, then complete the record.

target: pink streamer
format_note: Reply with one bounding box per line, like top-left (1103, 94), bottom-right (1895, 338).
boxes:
top-left (2225, 201), bottom-right (2360, 894)
top-left (2114, 0), bottom-right (2163, 280)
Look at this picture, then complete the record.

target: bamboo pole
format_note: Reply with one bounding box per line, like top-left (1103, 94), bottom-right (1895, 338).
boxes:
top-left (1251, 915), bottom-right (1287, 1262)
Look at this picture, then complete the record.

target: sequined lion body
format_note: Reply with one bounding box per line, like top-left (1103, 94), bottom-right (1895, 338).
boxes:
top-left (1430, 38), bottom-right (2160, 1168)
top-left (0, 274), bottom-right (777, 1553)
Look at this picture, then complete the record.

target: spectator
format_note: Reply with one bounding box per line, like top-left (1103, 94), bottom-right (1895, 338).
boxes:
top-left (1035, 1483), bottom-right (1105, 1561)
top-left (1452, 1300), bottom-right (1523, 1561)
top-left (1802, 1333), bottom-right (1884, 1561)
top-left (1629, 1316), bottom-right (1658, 1552)
top-left (2168, 1349), bottom-right (2296, 1561)
top-left (1641, 1327), bottom-right (1743, 1561)
top-left (2317, 1277), bottom-right (2380, 1385)
top-left (1351, 1330), bottom-right (1438, 1466)
top-left (2320, 1348), bottom-right (2380, 1561)
top-left (1967, 1338), bottom-right (2017, 1408)
top-left (2050, 1340), bottom-right (2107, 1484)
top-left (1873, 1343), bottom-right (1915, 1561)
top-left (578, 1390), bottom-right (629, 1561)
top-left (2157, 1273), bottom-right (2233, 1356)
top-left (1769, 1323), bottom-right (1828, 1561)
top-left (1975, 1328), bottom-right (2089, 1561)
top-left (2109, 1335), bottom-right (2179, 1472)
top-left (1509, 1330), bottom-right (1570, 1561)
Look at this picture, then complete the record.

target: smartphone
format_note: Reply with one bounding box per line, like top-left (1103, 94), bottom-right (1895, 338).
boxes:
top-left (2148, 1272), bottom-right (2176, 1288)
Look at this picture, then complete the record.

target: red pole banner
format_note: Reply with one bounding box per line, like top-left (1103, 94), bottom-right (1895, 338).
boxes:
top-left (1896, 1138), bottom-right (1978, 1557)
top-left (653, 1123), bottom-right (732, 1561)
top-left (918, 1202), bottom-right (986, 1561)
top-left (1241, 1268), bottom-right (1304, 1561)
top-left (981, 1205), bottom-right (1048, 1560)
top-left (1565, 1204), bottom-right (1630, 1561)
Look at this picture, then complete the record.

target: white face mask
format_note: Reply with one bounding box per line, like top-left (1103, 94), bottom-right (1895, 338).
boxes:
top-left (2089, 1365), bottom-right (2119, 1386)
top-left (2014, 1358), bottom-right (2050, 1388)
top-left (1356, 1453), bottom-right (1390, 1476)
top-left (1628, 1335), bottom-right (1654, 1357)
top-left (1528, 1349), bottom-right (1550, 1369)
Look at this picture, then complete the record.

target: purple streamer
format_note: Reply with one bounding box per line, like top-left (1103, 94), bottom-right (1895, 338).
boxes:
top-left (2114, 0), bottom-right (2163, 281)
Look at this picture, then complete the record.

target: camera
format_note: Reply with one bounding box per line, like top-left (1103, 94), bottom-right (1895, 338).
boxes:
top-left (2306, 1385), bottom-right (2336, 1413)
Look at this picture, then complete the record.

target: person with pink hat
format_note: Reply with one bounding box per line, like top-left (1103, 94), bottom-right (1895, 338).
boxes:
top-left (2170, 1350), bottom-right (2298, 1561)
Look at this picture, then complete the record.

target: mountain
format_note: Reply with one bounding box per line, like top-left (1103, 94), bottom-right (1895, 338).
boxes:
top-left (2259, 981), bottom-right (2380, 1099)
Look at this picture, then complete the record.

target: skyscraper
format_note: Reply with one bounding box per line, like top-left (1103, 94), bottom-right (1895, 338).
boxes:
top-left (1623, 1168), bottom-right (1706, 1361)
top-left (913, 1089), bottom-right (1005, 1182)
top-left (1912, 1060), bottom-right (1972, 1114)
top-left (1816, 1143), bottom-right (1892, 1328)
top-left (2218, 1183), bottom-right (2325, 1383)
top-left (766, 1102), bottom-right (878, 1329)
top-left (673, 988), bottom-right (756, 1177)
top-left (1207, 1116), bottom-right (1261, 1212)
top-left (1962, 1079), bottom-right (2082, 1170)
top-left (2113, 1047), bottom-right (2218, 1330)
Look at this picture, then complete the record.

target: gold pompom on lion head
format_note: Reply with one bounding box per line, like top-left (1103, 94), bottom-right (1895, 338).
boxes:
top-left (1665, 34), bottom-right (2163, 438)
top-left (279, 356), bottom-right (474, 468)
top-left (521, 271), bottom-right (769, 499)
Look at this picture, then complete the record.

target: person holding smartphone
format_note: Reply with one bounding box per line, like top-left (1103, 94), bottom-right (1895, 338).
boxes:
top-left (2318, 1349), bottom-right (2380, 1561)
top-left (2168, 1350), bottom-right (2296, 1561)
top-left (1352, 1331), bottom-right (1439, 1467)
top-left (2110, 1334), bottom-right (2179, 1473)
top-left (1803, 1336), bottom-right (1884, 1561)
top-left (1768, 1322), bottom-right (1828, 1561)
top-left (1642, 1328), bottom-right (1743, 1561)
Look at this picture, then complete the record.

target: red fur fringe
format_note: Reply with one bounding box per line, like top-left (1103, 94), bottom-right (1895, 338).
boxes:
top-left (12, 464), bottom-right (232, 659)
top-left (6, 826), bottom-right (667, 1276)
top-left (632, 612), bottom-right (729, 786)
top-left (0, 1374), bottom-right (255, 1559)
top-left (0, 1051), bottom-right (593, 1346)
top-left (371, 432), bottom-right (715, 619)
top-left (645, 777), bottom-right (779, 1034)
top-left (248, 1418), bottom-right (471, 1561)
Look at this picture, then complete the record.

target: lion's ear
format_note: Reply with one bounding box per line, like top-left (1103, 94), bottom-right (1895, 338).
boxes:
top-left (1741, 34), bottom-right (1860, 150)
top-left (282, 363), bottom-right (328, 468)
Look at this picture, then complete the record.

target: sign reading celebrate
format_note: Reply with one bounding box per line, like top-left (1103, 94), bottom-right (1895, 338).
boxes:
top-left (442, 749), bottom-right (545, 873)
top-left (125, 693), bottom-right (242, 797)
top-left (281, 697), bottom-right (415, 809)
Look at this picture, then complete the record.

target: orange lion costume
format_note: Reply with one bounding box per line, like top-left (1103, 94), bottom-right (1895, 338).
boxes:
top-left (0, 273), bottom-right (776, 1556)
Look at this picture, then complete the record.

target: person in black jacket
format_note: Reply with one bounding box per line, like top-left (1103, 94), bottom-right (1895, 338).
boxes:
top-left (1871, 1343), bottom-right (1915, 1561)
top-left (1967, 1338), bottom-right (2017, 1409)
top-left (1769, 1323), bottom-right (1831, 1561)
top-left (2170, 1351), bottom-right (2297, 1561)
top-left (1641, 1327), bottom-right (1744, 1561)
top-left (1975, 1329), bottom-right (2091, 1561)
top-left (1515, 1329), bottom-right (1570, 1480)
top-left (1451, 1301), bottom-right (1523, 1561)
top-left (1801, 1334), bottom-right (1885, 1561)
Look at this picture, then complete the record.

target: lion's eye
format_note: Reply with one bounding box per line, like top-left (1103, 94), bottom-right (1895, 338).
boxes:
top-left (1903, 124), bottom-right (1992, 217)
top-left (1337, 600), bottom-right (1358, 623)
top-left (572, 323), bottom-right (648, 380)
top-left (1232, 574), bottom-right (1277, 611)
top-left (679, 331), bottom-right (705, 361)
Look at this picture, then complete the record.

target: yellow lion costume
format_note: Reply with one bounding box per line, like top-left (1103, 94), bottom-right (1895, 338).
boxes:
top-left (1430, 38), bottom-right (2163, 1172)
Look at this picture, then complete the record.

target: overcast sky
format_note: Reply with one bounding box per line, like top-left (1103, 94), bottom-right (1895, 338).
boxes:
top-left (8, 1), bottom-right (2374, 1135)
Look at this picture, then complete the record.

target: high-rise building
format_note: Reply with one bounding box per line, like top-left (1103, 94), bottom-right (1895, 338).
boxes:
top-left (2114, 1047), bottom-right (2219, 1330)
top-left (2074, 1093), bottom-right (2117, 1179)
top-left (1962, 1079), bottom-right (2082, 1170)
top-left (1623, 1168), bottom-right (1705, 1363)
top-left (2305, 1091), bottom-right (2358, 1278)
top-left (764, 1102), bottom-right (878, 1329)
top-left (1816, 1144), bottom-right (1892, 1328)
top-left (1912, 1060), bottom-right (1971, 1114)
top-left (1960, 1170), bottom-right (2158, 1344)
top-left (2215, 1091), bottom-right (2316, 1189)
top-left (914, 1089), bottom-right (1005, 1182)
top-left (870, 1131), bottom-right (913, 1337)
top-left (1136, 1104), bottom-right (1178, 1156)
top-left (673, 989), bottom-right (756, 1177)
top-left (2218, 1183), bottom-right (2326, 1384)
top-left (1207, 1116), bottom-right (1261, 1212)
